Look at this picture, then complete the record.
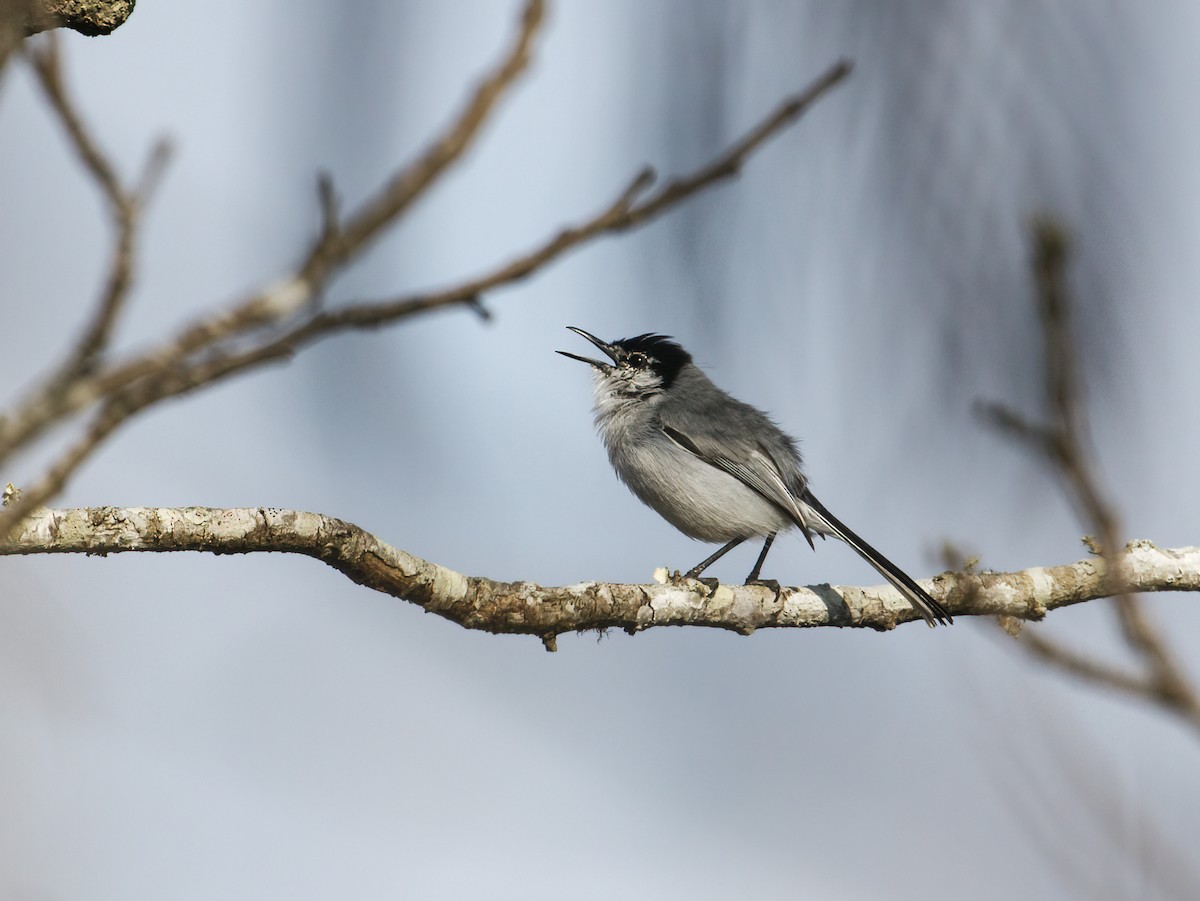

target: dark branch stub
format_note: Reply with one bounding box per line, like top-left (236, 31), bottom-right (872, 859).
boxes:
top-left (18, 0), bottom-right (135, 38)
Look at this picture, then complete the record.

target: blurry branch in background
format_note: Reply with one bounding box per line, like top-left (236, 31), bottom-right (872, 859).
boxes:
top-left (1, 506), bottom-right (1197, 650)
top-left (976, 218), bottom-right (1200, 736)
top-left (0, 0), bottom-right (852, 540)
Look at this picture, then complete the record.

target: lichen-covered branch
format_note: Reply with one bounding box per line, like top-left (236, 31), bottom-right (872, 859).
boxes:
top-left (4, 507), bottom-right (1195, 650)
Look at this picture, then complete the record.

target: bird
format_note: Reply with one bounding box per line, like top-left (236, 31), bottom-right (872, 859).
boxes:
top-left (558, 326), bottom-right (952, 627)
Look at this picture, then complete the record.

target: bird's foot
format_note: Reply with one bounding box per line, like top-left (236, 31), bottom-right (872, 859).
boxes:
top-left (745, 578), bottom-right (782, 601)
top-left (671, 570), bottom-right (719, 592)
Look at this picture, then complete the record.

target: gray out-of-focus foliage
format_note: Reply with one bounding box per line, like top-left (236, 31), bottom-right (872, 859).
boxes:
top-left (2, 2), bottom-right (1199, 899)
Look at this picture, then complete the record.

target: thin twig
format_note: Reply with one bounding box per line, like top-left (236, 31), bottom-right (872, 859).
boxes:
top-left (26, 37), bottom-right (169, 383)
top-left (617, 59), bottom-right (852, 229)
top-left (269, 60), bottom-right (851, 332)
top-left (298, 0), bottom-right (546, 284)
top-left (28, 36), bottom-right (124, 204)
top-left (319, 61), bottom-right (851, 327)
top-left (319, 167), bottom-right (658, 328)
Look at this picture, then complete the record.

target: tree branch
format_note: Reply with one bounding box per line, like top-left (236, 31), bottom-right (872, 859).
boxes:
top-left (3, 507), bottom-right (1196, 650)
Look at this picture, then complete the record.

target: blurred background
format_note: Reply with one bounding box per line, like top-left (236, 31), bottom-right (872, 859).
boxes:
top-left (2, 1), bottom-right (1199, 898)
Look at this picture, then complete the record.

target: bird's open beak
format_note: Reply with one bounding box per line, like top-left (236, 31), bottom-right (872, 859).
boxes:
top-left (557, 326), bottom-right (618, 372)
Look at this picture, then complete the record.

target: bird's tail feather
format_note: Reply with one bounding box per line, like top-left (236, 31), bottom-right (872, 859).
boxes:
top-left (800, 492), bottom-right (953, 628)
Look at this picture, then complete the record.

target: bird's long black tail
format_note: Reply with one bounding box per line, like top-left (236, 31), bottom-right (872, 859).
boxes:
top-left (800, 492), bottom-right (953, 627)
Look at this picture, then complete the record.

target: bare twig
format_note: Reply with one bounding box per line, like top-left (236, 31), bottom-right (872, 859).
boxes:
top-left (29, 36), bottom-right (139, 373)
top-left (57, 58), bottom-right (852, 401)
top-left (29, 37), bottom-right (123, 202)
top-left (25, 37), bottom-right (171, 391)
top-left (316, 167), bottom-right (658, 328)
top-left (616, 59), bottom-right (852, 229)
top-left (319, 61), bottom-right (852, 328)
top-left (3, 508), bottom-right (1197, 646)
top-left (979, 217), bottom-right (1200, 733)
top-left (298, 0), bottom-right (546, 285)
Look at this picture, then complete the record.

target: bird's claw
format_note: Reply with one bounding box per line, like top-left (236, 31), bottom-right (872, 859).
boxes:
top-left (745, 578), bottom-right (782, 602)
top-left (670, 571), bottom-right (719, 593)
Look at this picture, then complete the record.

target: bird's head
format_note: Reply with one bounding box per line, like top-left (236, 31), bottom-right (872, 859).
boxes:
top-left (558, 327), bottom-right (692, 405)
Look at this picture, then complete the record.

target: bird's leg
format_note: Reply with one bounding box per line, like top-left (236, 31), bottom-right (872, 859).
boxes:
top-left (677, 537), bottom-right (746, 589)
top-left (744, 533), bottom-right (781, 597)
top-left (744, 533), bottom-right (776, 581)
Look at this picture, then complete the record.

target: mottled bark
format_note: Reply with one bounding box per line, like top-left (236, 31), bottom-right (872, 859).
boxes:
top-left (4, 506), bottom-right (1195, 650)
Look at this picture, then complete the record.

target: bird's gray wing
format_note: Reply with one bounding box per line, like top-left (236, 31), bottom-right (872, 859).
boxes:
top-left (659, 420), bottom-right (817, 548)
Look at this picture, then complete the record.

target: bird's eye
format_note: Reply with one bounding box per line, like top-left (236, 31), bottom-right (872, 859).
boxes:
top-left (627, 352), bottom-right (647, 367)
